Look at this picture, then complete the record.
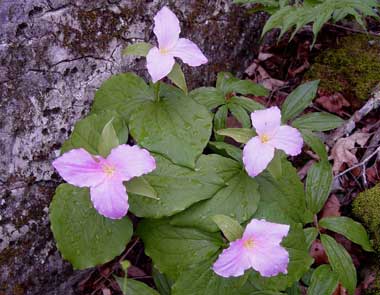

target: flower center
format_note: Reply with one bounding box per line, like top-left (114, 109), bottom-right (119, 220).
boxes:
top-left (159, 47), bottom-right (170, 55)
top-left (243, 238), bottom-right (255, 249)
top-left (102, 163), bottom-right (116, 176)
top-left (260, 134), bottom-right (270, 143)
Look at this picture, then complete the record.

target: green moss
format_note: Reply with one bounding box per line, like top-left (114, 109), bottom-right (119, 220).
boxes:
top-left (305, 35), bottom-right (380, 102)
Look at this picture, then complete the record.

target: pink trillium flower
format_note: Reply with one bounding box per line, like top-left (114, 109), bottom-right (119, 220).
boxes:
top-left (52, 145), bottom-right (156, 219)
top-left (213, 219), bottom-right (290, 278)
top-left (243, 106), bottom-right (303, 177)
top-left (147, 6), bottom-right (208, 83)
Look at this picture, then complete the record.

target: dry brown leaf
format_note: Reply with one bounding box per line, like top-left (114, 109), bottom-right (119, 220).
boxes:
top-left (316, 92), bottom-right (350, 116)
top-left (331, 132), bottom-right (371, 174)
top-left (320, 194), bottom-right (341, 218)
top-left (310, 240), bottom-right (329, 265)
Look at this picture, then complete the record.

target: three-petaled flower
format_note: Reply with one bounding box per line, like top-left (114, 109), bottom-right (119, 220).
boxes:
top-left (243, 106), bottom-right (303, 177)
top-left (53, 145), bottom-right (156, 219)
top-left (147, 6), bottom-right (208, 83)
top-left (213, 219), bottom-right (290, 278)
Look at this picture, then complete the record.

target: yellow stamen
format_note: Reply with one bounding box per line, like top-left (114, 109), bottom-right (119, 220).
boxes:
top-left (243, 238), bottom-right (254, 249)
top-left (260, 134), bottom-right (270, 143)
top-left (159, 48), bottom-right (170, 55)
top-left (102, 164), bottom-right (116, 176)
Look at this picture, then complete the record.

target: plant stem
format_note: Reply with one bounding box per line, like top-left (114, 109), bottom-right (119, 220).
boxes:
top-left (154, 82), bottom-right (161, 102)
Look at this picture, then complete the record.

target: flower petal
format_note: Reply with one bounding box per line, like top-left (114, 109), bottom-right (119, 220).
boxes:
top-left (171, 38), bottom-right (208, 66)
top-left (243, 219), bottom-right (290, 246)
top-left (90, 179), bottom-right (129, 219)
top-left (153, 6), bottom-right (180, 49)
top-left (52, 148), bottom-right (105, 187)
top-left (271, 125), bottom-right (303, 156)
top-left (212, 240), bottom-right (251, 278)
top-left (249, 244), bottom-right (289, 277)
top-left (146, 47), bottom-right (175, 83)
top-left (107, 144), bottom-right (156, 181)
top-left (243, 137), bottom-right (275, 177)
top-left (250, 106), bottom-right (281, 136)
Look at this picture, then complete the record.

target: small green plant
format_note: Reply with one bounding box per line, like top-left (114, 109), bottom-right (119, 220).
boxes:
top-left (234, 0), bottom-right (379, 44)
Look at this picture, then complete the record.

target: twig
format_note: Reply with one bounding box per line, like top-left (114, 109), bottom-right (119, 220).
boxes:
top-left (326, 23), bottom-right (380, 37)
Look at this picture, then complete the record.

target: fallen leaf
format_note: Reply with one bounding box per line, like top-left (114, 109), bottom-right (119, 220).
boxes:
top-left (320, 194), bottom-right (341, 218)
top-left (316, 92), bottom-right (350, 116)
top-left (310, 240), bottom-right (329, 265)
top-left (102, 288), bottom-right (111, 295)
top-left (127, 265), bottom-right (147, 278)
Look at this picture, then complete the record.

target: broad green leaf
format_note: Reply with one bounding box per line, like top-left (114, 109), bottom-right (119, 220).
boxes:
top-left (61, 110), bottom-right (128, 155)
top-left (266, 151), bottom-right (283, 180)
top-left (171, 168), bottom-right (260, 232)
top-left (49, 184), bottom-right (133, 269)
top-left (301, 269), bottom-right (314, 287)
top-left (216, 72), bottom-right (234, 90)
top-left (137, 219), bottom-right (223, 280)
top-left (216, 128), bottom-right (255, 144)
top-left (319, 217), bottom-right (373, 252)
top-left (208, 141), bottom-right (243, 163)
top-left (152, 268), bottom-right (172, 295)
top-left (126, 176), bottom-right (158, 200)
top-left (190, 87), bottom-right (225, 110)
top-left (167, 62), bottom-right (188, 94)
top-left (228, 103), bottom-right (251, 128)
top-left (305, 161), bottom-right (333, 214)
top-left (122, 42), bottom-right (153, 57)
top-left (116, 277), bottom-right (160, 295)
top-left (307, 265), bottom-right (339, 295)
top-left (300, 129), bottom-right (328, 161)
top-left (98, 117), bottom-right (119, 157)
top-left (129, 87), bottom-right (212, 168)
top-left (92, 73), bottom-right (154, 120)
top-left (286, 283), bottom-right (300, 295)
top-left (230, 96), bottom-right (265, 112)
top-left (321, 234), bottom-right (357, 295)
top-left (128, 154), bottom-right (225, 218)
top-left (281, 80), bottom-right (319, 122)
top-left (223, 78), bottom-right (269, 96)
top-left (214, 105), bottom-right (228, 141)
top-left (304, 227), bottom-right (319, 250)
top-left (212, 214), bottom-right (244, 242)
top-left (292, 112), bottom-right (344, 131)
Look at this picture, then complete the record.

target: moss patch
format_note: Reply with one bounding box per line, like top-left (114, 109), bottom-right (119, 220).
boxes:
top-left (305, 35), bottom-right (380, 103)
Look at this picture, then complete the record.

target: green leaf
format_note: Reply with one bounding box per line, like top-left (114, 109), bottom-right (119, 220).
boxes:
top-left (230, 96), bottom-right (265, 112)
top-left (116, 277), bottom-right (160, 295)
top-left (321, 234), bottom-right (357, 295)
top-left (190, 87), bottom-right (225, 110)
top-left (129, 86), bottom-right (212, 168)
top-left (286, 283), bottom-right (300, 295)
top-left (167, 62), bottom-right (188, 94)
top-left (171, 168), bottom-right (260, 232)
top-left (300, 129), bottom-right (328, 161)
top-left (307, 265), bottom-right (339, 295)
top-left (128, 154), bottom-right (225, 218)
top-left (212, 214), bottom-right (244, 242)
top-left (152, 268), bottom-right (172, 295)
top-left (292, 112), bottom-right (344, 131)
top-left (61, 110), bottom-right (128, 155)
top-left (223, 78), bottom-right (269, 96)
top-left (208, 141), bottom-right (243, 163)
top-left (319, 217), bottom-right (374, 252)
top-left (126, 176), bottom-right (158, 200)
top-left (92, 73), bottom-right (154, 121)
top-left (49, 184), bottom-right (133, 269)
top-left (305, 161), bottom-right (333, 214)
top-left (304, 227), bottom-right (319, 250)
top-left (216, 128), bottom-right (255, 144)
top-left (137, 219), bottom-right (223, 280)
top-left (98, 117), bottom-right (120, 157)
top-left (214, 105), bottom-right (228, 141)
top-left (281, 80), bottom-right (319, 122)
top-left (216, 72), bottom-right (234, 90)
top-left (122, 42), bottom-right (153, 57)
top-left (228, 103), bottom-right (251, 128)
top-left (266, 151), bottom-right (283, 180)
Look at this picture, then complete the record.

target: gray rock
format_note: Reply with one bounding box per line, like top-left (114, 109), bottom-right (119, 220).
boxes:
top-left (0, 0), bottom-right (264, 294)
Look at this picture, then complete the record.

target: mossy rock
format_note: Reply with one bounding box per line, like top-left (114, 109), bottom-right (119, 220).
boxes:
top-left (305, 35), bottom-right (380, 104)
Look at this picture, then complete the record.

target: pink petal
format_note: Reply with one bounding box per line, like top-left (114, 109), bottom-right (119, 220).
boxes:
top-left (153, 6), bottom-right (180, 49)
top-left (250, 106), bottom-right (281, 136)
top-left (212, 240), bottom-right (251, 278)
top-left (243, 137), bottom-right (275, 177)
top-left (249, 245), bottom-right (289, 277)
top-left (146, 47), bottom-right (175, 83)
top-left (90, 179), bottom-right (129, 219)
top-left (106, 144), bottom-right (156, 181)
top-left (271, 125), bottom-right (303, 156)
top-left (171, 38), bottom-right (208, 66)
top-left (243, 219), bottom-right (290, 246)
top-left (52, 148), bottom-right (105, 188)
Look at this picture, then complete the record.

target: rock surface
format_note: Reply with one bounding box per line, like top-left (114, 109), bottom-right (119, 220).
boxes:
top-left (0, 0), bottom-right (264, 294)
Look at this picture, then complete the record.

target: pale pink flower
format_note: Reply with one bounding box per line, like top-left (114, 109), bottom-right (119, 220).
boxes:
top-left (213, 219), bottom-right (290, 278)
top-left (243, 106), bottom-right (303, 177)
top-left (52, 145), bottom-right (156, 219)
top-left (146, 6), bottom-right (208, 83)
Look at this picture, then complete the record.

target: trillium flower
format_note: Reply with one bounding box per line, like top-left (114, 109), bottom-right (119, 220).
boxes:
top-left (213, 219), bottom-right (290, 278)
top-left (52, 145), bottom-right (156, 219)
top-left (147, 6), bottom-right (208, 83)
top-left (243, 106), bottom-right (303, 177)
